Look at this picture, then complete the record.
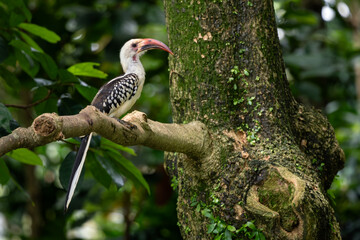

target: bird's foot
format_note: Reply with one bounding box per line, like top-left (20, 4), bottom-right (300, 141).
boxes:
top-left (116, 119), bottom-right (137, 130)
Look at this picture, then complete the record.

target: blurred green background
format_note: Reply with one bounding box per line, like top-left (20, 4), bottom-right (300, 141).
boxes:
top-left (0, 0), bottom-right (359, 239)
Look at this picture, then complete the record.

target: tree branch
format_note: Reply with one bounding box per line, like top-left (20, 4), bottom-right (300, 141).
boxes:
top-left (4, 90), bottom-right (53, 109)
top-left (0, 106), bottom-right (211, 158)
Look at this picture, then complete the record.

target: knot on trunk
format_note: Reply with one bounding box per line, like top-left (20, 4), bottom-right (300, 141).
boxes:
top-left (246, 167), bottom-right (305, 237)
top-left (292, 104), bottom-right (345, 189)
top-left (246, 166), bottom-right (340, 239)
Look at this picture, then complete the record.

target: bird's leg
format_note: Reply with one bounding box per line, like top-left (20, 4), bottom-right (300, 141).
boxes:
top-left (115, 118), bottom-right (137, 130)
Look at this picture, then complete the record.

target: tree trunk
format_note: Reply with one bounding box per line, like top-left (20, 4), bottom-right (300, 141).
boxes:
top-left (163, 0), bottom-right (345, 239)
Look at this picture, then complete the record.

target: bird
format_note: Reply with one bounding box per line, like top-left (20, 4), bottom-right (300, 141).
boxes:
top-left (64, 38), bottom-right (173, 212)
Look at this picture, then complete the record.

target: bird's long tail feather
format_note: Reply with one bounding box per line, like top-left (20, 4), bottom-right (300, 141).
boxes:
top-left (64, 132), bottom-right (93, 212)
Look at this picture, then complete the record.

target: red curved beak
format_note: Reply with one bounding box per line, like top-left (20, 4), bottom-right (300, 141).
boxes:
top-left (137, 38), bottom-right (174, 55)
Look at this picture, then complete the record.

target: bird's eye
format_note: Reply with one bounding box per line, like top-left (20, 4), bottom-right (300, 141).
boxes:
top-left (131, 43), bottom-right (137, 48)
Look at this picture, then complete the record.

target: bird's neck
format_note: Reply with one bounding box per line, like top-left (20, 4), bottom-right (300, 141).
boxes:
top-left (122, 57), bottom-right (145, 83)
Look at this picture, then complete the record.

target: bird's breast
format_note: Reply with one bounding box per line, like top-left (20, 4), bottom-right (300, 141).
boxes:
top-left (109, 83), bottom-right (144, 118)
top-left (91, 73), bottom-right (142, 117)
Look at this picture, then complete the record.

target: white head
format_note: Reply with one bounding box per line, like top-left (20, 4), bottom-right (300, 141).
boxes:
top-left (120, 38), bottom-right (173, 74)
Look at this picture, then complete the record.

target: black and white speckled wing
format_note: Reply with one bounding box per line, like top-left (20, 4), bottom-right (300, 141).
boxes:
top-left (65, 38), bottom-right (172, 212)
top-left (64, 73), bottom-right (140, 212)
top-left (91, 73), bottom-right (139, 115)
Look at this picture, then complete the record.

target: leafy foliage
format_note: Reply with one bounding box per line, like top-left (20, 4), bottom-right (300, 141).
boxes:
top-left (68, 62), bottom-right (108, 79)
top-left (18, 23), bottom-right (61, 43)
top-left (0, 0), bottom-right (177, 239)
top-left (7, 148), bottom-right (43, 166)
top-left (191, 195), bottom-right (265, 240)
top-left (0, 103), bottom-right (13, 133)
top-left (0, 159), bottom-right (10, 185)
top-left (275, 0), bottom-right (360, 239)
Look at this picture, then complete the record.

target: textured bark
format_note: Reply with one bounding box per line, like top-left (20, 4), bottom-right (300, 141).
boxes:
top-left (164, 0), bottom-right (344, 239)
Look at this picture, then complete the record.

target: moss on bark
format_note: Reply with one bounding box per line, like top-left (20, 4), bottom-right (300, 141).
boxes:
top-left (164, 0), bottom-right (344, 239)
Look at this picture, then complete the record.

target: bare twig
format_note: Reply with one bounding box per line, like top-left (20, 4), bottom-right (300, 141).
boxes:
top-left (5, 90), bottom-right (52, 109)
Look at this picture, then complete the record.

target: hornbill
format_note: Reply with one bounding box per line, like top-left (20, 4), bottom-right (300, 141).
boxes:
top-left (64, 38), bottom-right (173, 211)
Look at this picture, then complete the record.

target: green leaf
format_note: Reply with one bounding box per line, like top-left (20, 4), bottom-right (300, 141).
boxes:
top-left (214, 234), bottom-right (223, 240)
top-left (244, 69), bottom-right (249, 76)
top-left (33, 52), bottom-right (58, 79)
top-left (0, 159), bottom-right (11, 185)
top-left (75, 84), bottom-right (98, 102)
top-left (101, 138), bottom-right (136, 156)
top-left (14, 48), bottom-right (39, 77)
top-left (0, 65), bottom-right (20, 88)
top-left (18, 31), bottom-right (44, 53)
top-left (259, 232), bottom-right (266, 240)
top-left (58, 69), bottom-right (79, 83)
top-left (0, 119), bottom-right (18, 138)
top-left (95, 154), bottom-right (124, 189)
top-left (87, 152), bottom-right (112, 189)
top-left (10, 12), bottom-right (26, 27)
top-left (224, 229), bottom-right (232, 240)
top-left (286, 10), bottom-right (318, 26)
top-left (201, 208), bottom-right (213, 219)
top-left (0, 36), bottom-right (9, 63)
top-left (218, 222), bottom-right (227, 231)
top-left (59, 151), bottom-right (84, 190)
top-left (227, 225), bottom-right (236, 232)
top-left (105, 151), bottom-right (150, 194)
top-left (0, 103), bottom-right (13, 133)
top-left (10, 175), bottom-right (32, 204)
top-left (57, 97), bottom-right (83, 116)
top-left (10, 0), bottom-right (32, 22)
top-left (245, 221), bottom-right (256, 230)
top-left (33, 87), bottom-right (57, 115)
top-left (4, 0), bottom-right (31, 26)
top-left (18, 23), bottom-right (60, 43)
top-left (68, 62), bottom-right (107, 79)
top-left (10, 39), bottom-right (35, 58)
top-left (7, 148), bottom-right (43, 166)
top-left (64, 138), bottom-right (81, 145)
top-left (207, 223), bottom-right (216, 234)
top-left (195, 203), bottom-right (201, 212)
